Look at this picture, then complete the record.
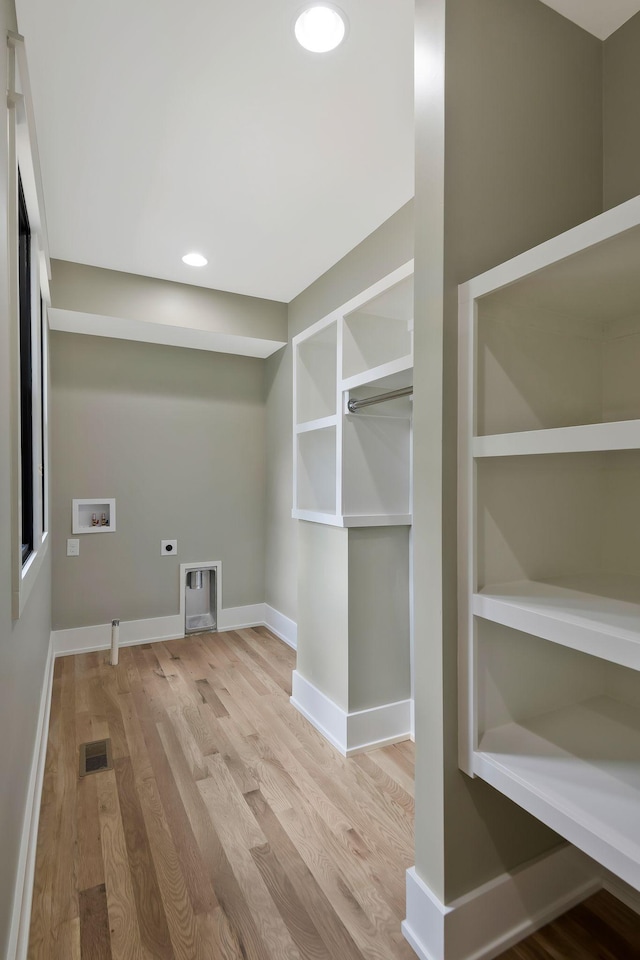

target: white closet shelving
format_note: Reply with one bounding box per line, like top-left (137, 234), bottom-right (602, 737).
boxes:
top-left (458, 195), bottom-right (640, 891)
top-left (293, 261), bottom-right (413, 527)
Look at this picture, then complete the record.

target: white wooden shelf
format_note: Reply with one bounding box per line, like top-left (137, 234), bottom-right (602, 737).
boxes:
top-left (291, 510), bottom-right (412, 527)
top-left (475, 575), bottom-right (640, 672)
top-left (342, 513), bottom-right (412, 527)
top-left (476, 696), bottom-right (640, 892)
top-left (296, 415), bottom-right (338, 434)
top-left (291, 508), bottom-right (340, 525)
top-left (341, 354), bottom-right (413, 393)
top-left (459, 196), bottom-right (640, 889)
top-left (293, 261), bottom-right (413, 527)
top-left (473, 420), bottom-right (640, 458)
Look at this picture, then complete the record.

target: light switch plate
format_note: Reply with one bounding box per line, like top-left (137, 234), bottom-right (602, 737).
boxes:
top-left (161, 540), bottom-right (177, 556)
top-left (67, 538), bottom-right (80, 556)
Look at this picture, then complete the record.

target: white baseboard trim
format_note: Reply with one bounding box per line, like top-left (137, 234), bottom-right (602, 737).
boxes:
top-left (7, 636), bottom-right (55, 960)
top-left (263, 604), bottom-right (297, 649)
top-left (347, 698), bottom-right (413, 753)
top-left (52, 614), bottom-right (185, 656)
top-left (291, 670), bottom-right (347, 753)
top-left (290, 670), bottom-right (412, 756)
top-left (217, 603), bottom-right (265, 632)
top-left (402, 846), bottom-right (601, 960)
top-left (51, 605), bottom-right (298, 657)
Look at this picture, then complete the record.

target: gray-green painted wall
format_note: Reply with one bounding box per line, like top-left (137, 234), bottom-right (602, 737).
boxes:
top-left (603, 11), bottom-right (640, 210)
top-left (413, 0), bottom-right (604, 903)
top-left (51, 332), bottom-right (267, 628)
top-left (0, 0), bottom-right (53, 952)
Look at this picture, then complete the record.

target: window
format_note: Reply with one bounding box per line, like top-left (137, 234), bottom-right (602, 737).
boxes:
top-left (9, 31), bottom-right (50, 618)
top-left (18, 174), bottom-right (33, 564)
top-left (40, 296), bottom-right (47, 536)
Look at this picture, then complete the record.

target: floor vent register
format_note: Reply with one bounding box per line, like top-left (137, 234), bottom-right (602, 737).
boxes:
top-left (79, 738), bottom-right (113, 777)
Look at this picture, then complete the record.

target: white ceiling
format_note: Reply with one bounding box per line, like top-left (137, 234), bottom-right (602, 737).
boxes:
top-left (15, 0), bottom-right (414, 303)
top-left (538, 0), bottom-right (640, 39)
top-left (15, 1), bottom-right (640, 305)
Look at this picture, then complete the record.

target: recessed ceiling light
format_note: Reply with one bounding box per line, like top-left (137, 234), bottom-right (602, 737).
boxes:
top-left (182, 252), bottom-right (207, 267)
top-left (294, 5), bottom-right (347, 53)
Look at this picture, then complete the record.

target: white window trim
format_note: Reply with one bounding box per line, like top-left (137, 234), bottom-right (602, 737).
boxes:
top-left (8, 32), bottom-right (52, 619)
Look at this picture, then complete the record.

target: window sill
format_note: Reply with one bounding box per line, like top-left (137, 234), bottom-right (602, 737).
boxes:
top-left (17, 531), bottom-right (49, 619)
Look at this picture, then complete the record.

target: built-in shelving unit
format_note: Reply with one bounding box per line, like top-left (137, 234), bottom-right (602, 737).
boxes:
top-left (458, 195), bottom-right (640, 891)
top-left (293, 261), bottom-right (414, 527)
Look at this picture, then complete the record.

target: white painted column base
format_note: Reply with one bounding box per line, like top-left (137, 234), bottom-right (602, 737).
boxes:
top-left (290, 669), bottom-right (413, 756)
top-left (402, 846), bottom-right (601, 960)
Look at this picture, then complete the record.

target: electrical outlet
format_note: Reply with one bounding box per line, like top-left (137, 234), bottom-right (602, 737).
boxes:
top-left (67, 538), bottom-right (80, 557)
top-left (161, 539), bottom-right (177, 556)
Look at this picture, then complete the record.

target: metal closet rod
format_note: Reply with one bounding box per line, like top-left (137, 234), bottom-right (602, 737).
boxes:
top-left (347, 385), bottom-right (413, 413)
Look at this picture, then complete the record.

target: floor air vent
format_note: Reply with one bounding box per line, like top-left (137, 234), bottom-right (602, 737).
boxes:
top-left (79, 739), bottom-right (113, 777)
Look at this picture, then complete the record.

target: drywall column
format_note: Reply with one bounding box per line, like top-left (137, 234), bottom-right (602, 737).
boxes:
top-left (296, 522), bottom-right (411, 748)
top-left (410, 0), bottom-right (604, 930)
top-left (289, 204), bottom-right (414, 747)
top-left (297, 522), bottom-right (350, 711)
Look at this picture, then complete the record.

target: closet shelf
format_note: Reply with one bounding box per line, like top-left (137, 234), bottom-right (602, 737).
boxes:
top-left (341, 354), bottom-right (413, 393)
top-left (342, 513), bottom-right (412, 527)
top-left (296, 415), bottom-right (338, 434)
top-left (476, 695), bottom-right (640, 892)
top-left (293, 262), bottom-right (414, 525)
top-left (473, 420), bottom-right (640, 458)
top-left (291, 509), bottom-right (412, 527)
top-left (292, 508), bottom-right (341, 526)
top-left (459, 193), bottom-right (640, 889)
top-left (475, 575), bottom-right (640, 671)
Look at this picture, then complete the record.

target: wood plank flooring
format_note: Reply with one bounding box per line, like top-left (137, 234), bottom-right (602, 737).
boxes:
top-left (496, 889), bottom-right (640, 959)
top-left (28, 627), bottom-right (640, 959)
top-left (28, 628), bottom-right (416, 960)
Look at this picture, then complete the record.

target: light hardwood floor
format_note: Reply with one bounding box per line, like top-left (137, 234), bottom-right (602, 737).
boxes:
top-left (28, 628), bottom-right (416, 960)
top-left (28, 627), bottom-right (640, 960)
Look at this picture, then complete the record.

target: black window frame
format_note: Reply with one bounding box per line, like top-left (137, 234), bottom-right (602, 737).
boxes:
top-left (18, 173), bottom-right (33, 565)
top-left (40, 295), bottom-right (46, 535)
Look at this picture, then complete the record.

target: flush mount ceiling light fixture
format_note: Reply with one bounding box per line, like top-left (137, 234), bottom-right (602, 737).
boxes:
top-left (294, 4), bottom-right (348, 53)
top-left (182, 252), bottom-right (208, 267)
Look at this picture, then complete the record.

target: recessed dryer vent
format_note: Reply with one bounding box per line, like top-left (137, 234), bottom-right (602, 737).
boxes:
top-left (181, 562), bottom-right (219, 635)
